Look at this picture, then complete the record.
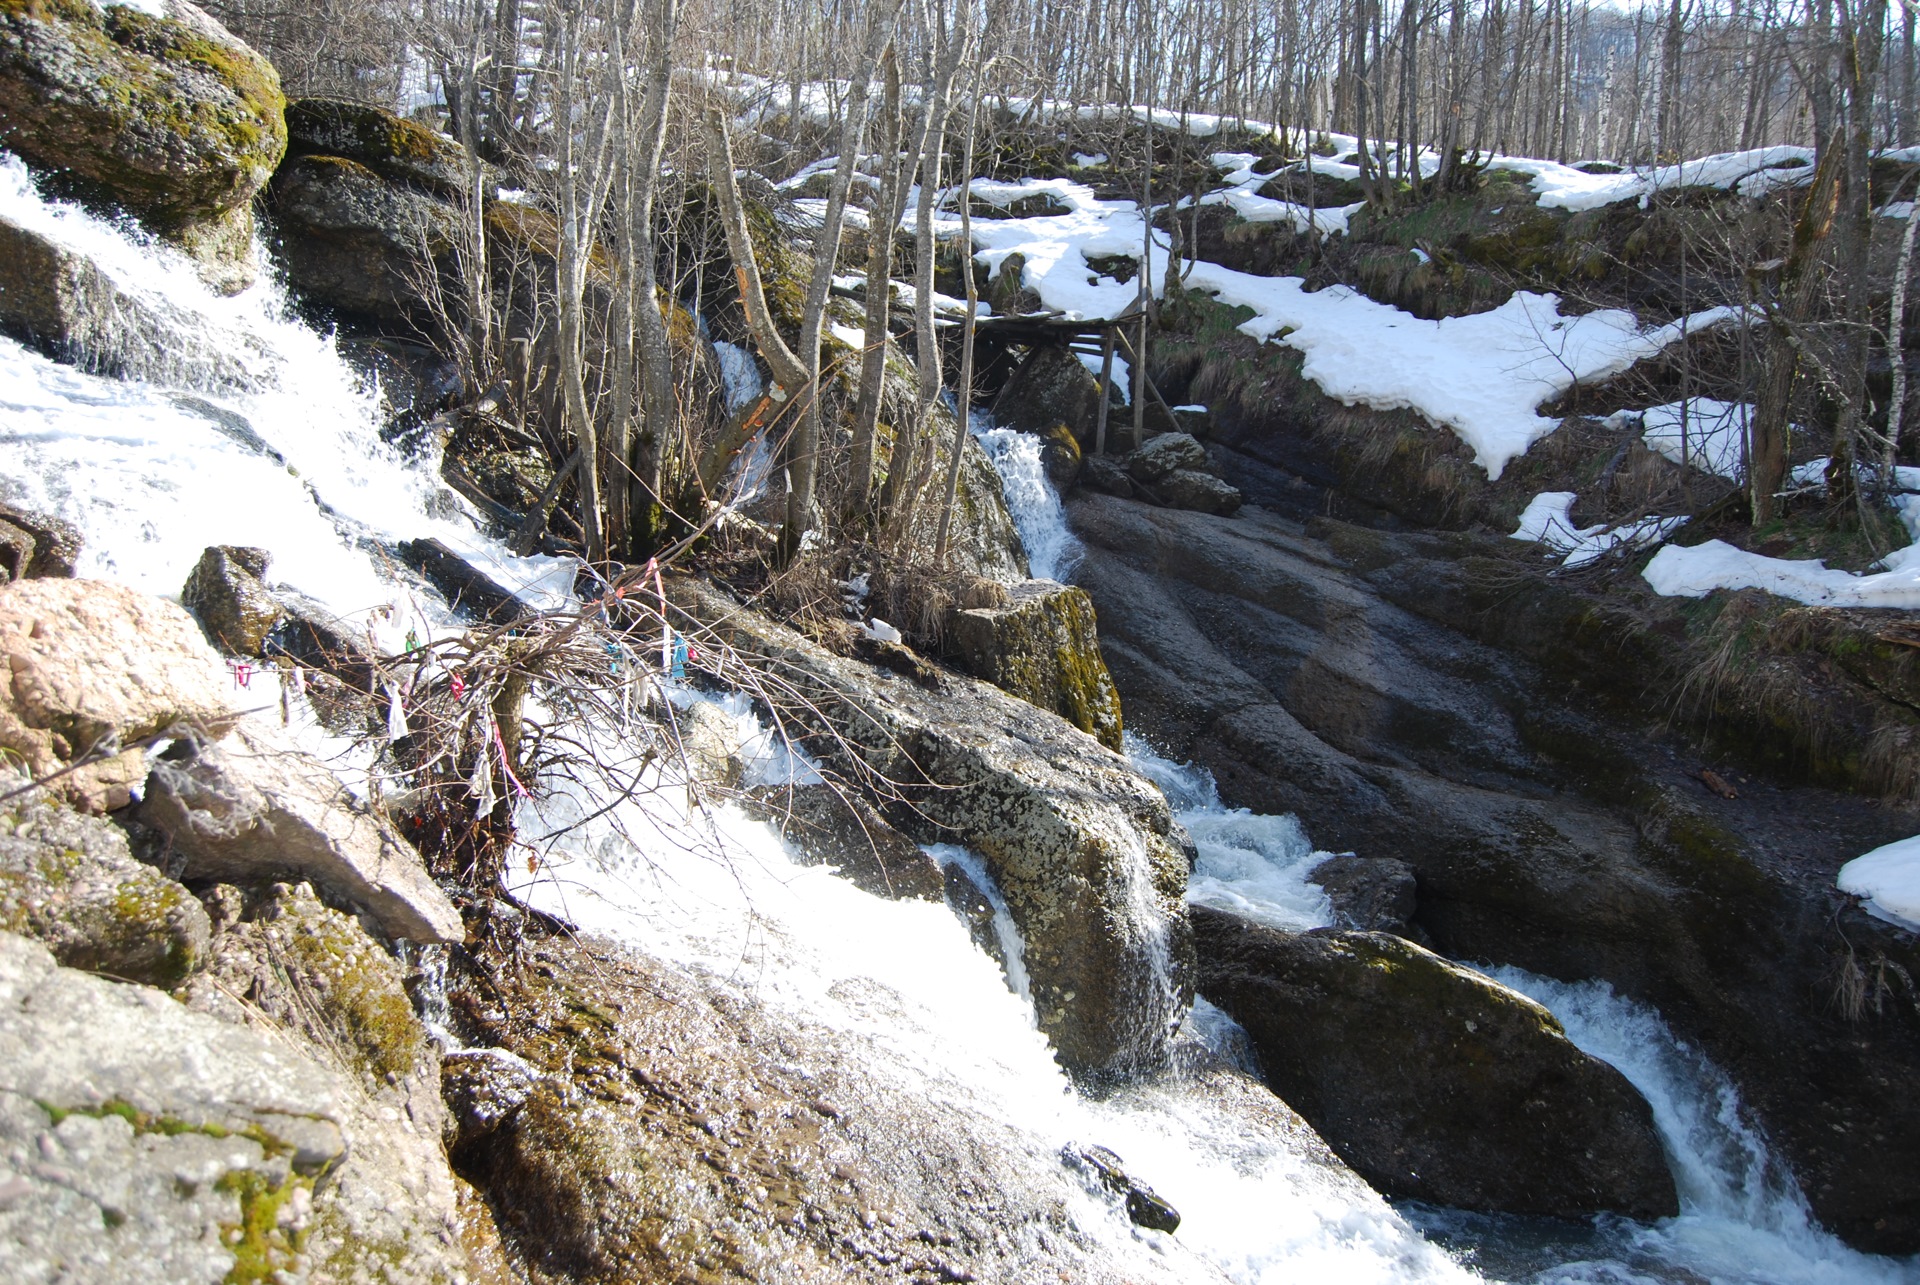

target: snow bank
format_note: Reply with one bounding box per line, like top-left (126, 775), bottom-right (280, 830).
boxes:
top-left (1838, 836), bottom-right (1920, 932)
top-left (1494, 146), bottom-right (1817, 212)
top-left (939, 173), bottom-right (1738, 478)
top-left (1510, 491), bottom-right (1686, 567)
top-left (1635, 399), bottom-right (1753, 480)
top-left (1642, 540), bottom-right (1920, 609)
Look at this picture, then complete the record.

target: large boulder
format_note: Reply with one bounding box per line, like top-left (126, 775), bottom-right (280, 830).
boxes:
top-left (0, 801), bottom-right (210, 986)
top-left (1193, 906), bottom-right (1678, 1219)
top-left (992, 343), bottom-right (1103, 441)
top-left (269, 154), bottom-right (461, 324)
top-left (141, 720), bottom-right (463, 944)
top-left (666, 577), bottom-right (1191, 1077)
top-left (180, 882), bottom-right (469, 1281)
top-left (284, 97), bottom-right (470, 198)
top-left (0, 578), bottom-right (237, 812)
top-left (1126, 432), bottom-right (1208, 482)
top-left (1310, 854), bottom-right (1419, 935)
top-left (179, 545), bottom-right (280, 656)
top-left (1154, 467), bottom-right (1244, 516)
top-left (0, 929), bottom-right (349, 1283)
top-left (946, 579), bottom-right (1124, 751)
top-left (0, 0), bottom-right (286, 289)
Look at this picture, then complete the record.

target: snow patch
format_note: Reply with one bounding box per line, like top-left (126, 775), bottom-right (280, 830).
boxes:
top-left (1839, 836), bottom-right (1920, 931)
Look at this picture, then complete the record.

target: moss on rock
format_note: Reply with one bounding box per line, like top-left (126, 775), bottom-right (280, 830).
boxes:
top-left (0, 0), bottom-right (286, 279)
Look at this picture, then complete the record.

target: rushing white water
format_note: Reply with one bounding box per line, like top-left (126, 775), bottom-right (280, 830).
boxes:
top-left (970, 411), bottom-right (1085, 581)
top-left (502, 698), bottom-right (1480, 1284)
top-left (0, 153), bottom-right (570, 637)
top-left (1128, 733), bottom-right (1337, 931)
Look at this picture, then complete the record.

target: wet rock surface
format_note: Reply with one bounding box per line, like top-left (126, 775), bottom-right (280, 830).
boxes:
top-left (0, 802), bottom-right (209, 987)
top-left (946, 578), bottom-right (1124, 750)
top-left (447, 931), bottom-right (1190, 1285)
top-left (746, 783), bottom-right (946, 901)
top-left (1193, 906), bottom-right (1678, 1219)
top-left (666, 576), bottom-right (1191, 1077)
top-left (0, 500), bottom-right (78, 583)
top-left (0, 577), bottom-right (237, 812)
top-left (992, 343), bottom-right (1103, 441)
top-left (1309, 854), bottom-right (1419, 936)
top-left (1071, 490), bottom-right (1920, 1252)
top-left (269, 153), bottom-right (460, 325)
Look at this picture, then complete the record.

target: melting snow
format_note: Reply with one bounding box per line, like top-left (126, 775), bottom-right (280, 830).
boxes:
top-left (1511, 491), bottom-right (1687, 568)
top-left (1839, 836), bottom-right (1920, 932)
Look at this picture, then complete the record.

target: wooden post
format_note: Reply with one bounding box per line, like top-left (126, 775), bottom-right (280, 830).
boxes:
top-left (1094, 331), bottom-right (1116, 457)
top-left (1131, 312), bottom-right (1149, 452)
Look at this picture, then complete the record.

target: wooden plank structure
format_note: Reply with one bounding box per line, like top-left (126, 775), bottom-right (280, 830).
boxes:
top-left (970, 306), bottom-right (1187, 456)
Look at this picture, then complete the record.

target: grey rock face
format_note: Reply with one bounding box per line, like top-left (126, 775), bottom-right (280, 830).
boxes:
top-left (1069, 493), bottom-right (1920, 1252)
top-left (284, 98), bottom-right (471, 199)
top-left (180, 546), bottom-right (281, 657)
top-left (0, 929), bottom-right (350, 1285)
top-left (0, 804), bottom-right (210, 987)
top-left (1154, 467), bottom-right (1244, 515)
top-left (141, 720), bottom-right (462, 945)
top-left (1309, 854), bottom-right (1418, 935)
top-left (992, 343), bottom-right (1103, 441)
top-left (0, 501), bottom-right (79, 581)
top-left (946, 578), bottom-right (1125, 750)
top-left (269, 154), bottom-right (460, 324)
top-left (178, 883), bottom-right (468, 1283)
top-left (1193, 907), bottom-right (1678, 1219)
top-left (1126, 431), bottom-right (1208, 482)
top-left (1081, 455), bottom-right (1135, 497)
top-left (666, 577), bottom-right (1190, 1077)
top-left (676, 699), bottom-right (747, 789)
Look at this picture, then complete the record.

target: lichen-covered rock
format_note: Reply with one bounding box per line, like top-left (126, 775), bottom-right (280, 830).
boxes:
top-left (284, 97), bottom-right (470, 198)
top-left (1154, 467), bottom-right (1244, 515)
top-left (179, 883), bottom-right (469, 1283)
top-left (141, 720), bottom-right (463, 944)
top-left (667, 577), bottom-right (1189, 1076)
top-left (441, 1048), bottom-right (543, 1146)
top-left (269, 153), bottom-right (461, 323)
top-left (0, 801), bottom-right (209, 986)
top-left (1126, 431), bottom-right (1208, 482)
top-left (0, 498), bottom-right (79, 582)
top-left (0, 0), bottom-right (286, 289)
top-left (0, 928), bottom-right (350, 1283)
top-left (947, 579), bottom-right (1124, 751)
top-left (992, 342), bottom-right (1103, 441)
top-left (677, 698), bottom-right (746, 789)
top-left (746, 782), bottom-right (945, 901)
top-left (1193, 906), bottom-right (1678, 1219)
top-left (179, 544), bottom-right (280, 656)
top-left (0, 578), bottom-right (237, 812)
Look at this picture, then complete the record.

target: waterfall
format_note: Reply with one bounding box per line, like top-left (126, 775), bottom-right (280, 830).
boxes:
top-left (970, 410), bottom-right (1085, 581)
top-left (8, 144), bottom-right (1915, 1285)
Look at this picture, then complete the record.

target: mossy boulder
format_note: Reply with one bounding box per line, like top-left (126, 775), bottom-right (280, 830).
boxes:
top-left (0, 0), bottom-right (287, 289)
top-left (947, 579), bottom-right (1124, 751)
top-left (180, 544), bottom-right (281, 656)
top-left (284, 96), bottom-right (469, 198)
top-left (1193, 906), bottom-right (1678, 1220)
top-left (269, 153), bottom-right (461, 323)
top-left (992, 343), bottom-right (1104, 443)
top-left (0, 801), bottom-right (210, 986)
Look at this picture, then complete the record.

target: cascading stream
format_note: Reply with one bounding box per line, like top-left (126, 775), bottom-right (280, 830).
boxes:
top-left (9, 147), bottom-right (1918, 1285)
